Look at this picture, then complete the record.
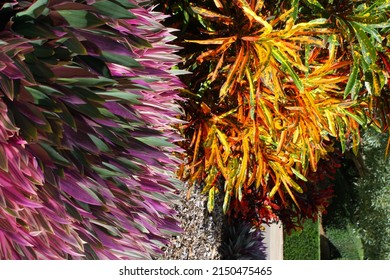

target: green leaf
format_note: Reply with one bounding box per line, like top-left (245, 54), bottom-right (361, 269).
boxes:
top-left (56, 77), bottom-right (116, 87)
top-left (78, 182), bottom-right (104, 205)
top-left (116, 157), bottom-right (142, 172)
top-left (59, 103), bottom-right (78, 129)
top-left (91, 165), bottom-right (123, 178)
top-left (102, 162), bottom-right (125, 175)
top-left (97, 127), bottom-right (126, 147)
top-left (40, 143), bottom-right (70, 166)
top-left (135, 136), bottom-right (176, 148)
top-left (222, 187), bottom-right (231, 214)
top-left (350, 21), bottom-right (377, 65)
top-left (57, 10), bottom-right (105, 28)
top-left (88, 134), bottom-right (110, 152)
top-left (95, 90), bottom-right (142, 104)
top-left (16, 0), bottom-right (48, 19)
top-left (336, 117), bottom-right (346, 153)
top-left (356, 22), bottom-right (382, 43)
top-left (101, 51), bottom-right (141, 68)
top-left (77, 56), bottom-right (112, 78)
top-left (33, 46), bottom-right (55, 58)
top-left (347, 15), bottom-right (389, 26)
top-left (291, 167), bottom-right (308, 182)
top-left (14, 115), bottom-right (38, 142)
top-left (11, 21), bottom-right (56, 39)
top-left (344, 60), bottom-right (359, 98)
top-left (291, 0), bottom-right (299, 21)
top-left (36, 85), bottom-right (64, 97)
top-left (25, 86), bottom-right (56, 107)
top-left (63, 36), bottom-right (88, 55)
top-left (303, 0), bottom-right (324, 11)
top-left (133, 222), bottom-right (149, 234)
top-left (0, 73), bottom-right (16, 100)
top-left (112, 0), bottom-right (137, 9)
top-left (339, 109), bottom-right (366, 127)
top-left (90, 220), bottom-right (123, 237)
top-left (92, 0), bottom-right (136, 19)
top-left (26, 58), bottom-right (55, 79)
top-left (127, 34), bottom-right (153, 49)
top-left (64, 202), bottom-right (83, 222)
top-left (272, 48), bottom-right (304, 91)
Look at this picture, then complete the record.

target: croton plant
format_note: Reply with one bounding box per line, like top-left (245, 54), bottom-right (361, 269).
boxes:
top-left (0, 0), bottom-right (183, 259)
top-left (160, 0), bottom-right (390, 229)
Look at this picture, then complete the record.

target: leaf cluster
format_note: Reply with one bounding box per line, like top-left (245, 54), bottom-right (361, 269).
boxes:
top-left (165, 0), bottom-right (390, 227)
top-left (0, 0), bottom-right (183, 259)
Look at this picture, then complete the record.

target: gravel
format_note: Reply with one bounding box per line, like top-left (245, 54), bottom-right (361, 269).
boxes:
top-left (163, 183), bottom-right (225, 260)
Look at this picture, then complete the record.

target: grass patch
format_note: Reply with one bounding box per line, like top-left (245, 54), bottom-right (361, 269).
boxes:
top-left (283, 219), bottom-right (320, 260)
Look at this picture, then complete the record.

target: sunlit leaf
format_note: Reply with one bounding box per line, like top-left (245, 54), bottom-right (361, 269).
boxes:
top-left (272, 47), bottom-right (304, 92)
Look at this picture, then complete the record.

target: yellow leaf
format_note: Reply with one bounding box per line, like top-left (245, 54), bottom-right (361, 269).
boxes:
top-left (204, 124), bottom-right (216, 147)
top-left (215, 146), bottom-right (229, 180)
top-left (306, 139), bottom-right (317, 171)
top-left (238, 184), bottom-right (243, 201)
top-left (236, 136), bottom-right (249, 190)
top-left (222, 185), bottom-right (231, 214)
top-left (190, 5), bottom-right (232, 22)
top-left (216, 128), bottom-right (231, 161)
top-left (205, 137), bottom-right (217, 170)
top-left (269, 174), bottom-right (281, 198)
top-left (235, 0), bottom-right (272, 34)
top-left (276, 129), bottom-right (287, 155)
top-left (245, 67), bottom-right (256, 120)
top-left (247, 165), bottom-right (257, 186)
top-left (213, 0), bottom-right (223, 9)
top-left (292, 127), bottom-right (300, 143)
top-left (283, 173), bottom-right (304, 193)
top-left (255, 149), bottom-right (264, 190)
top-left (185, 36), bottom-right (236, 45)
top-left (220, 45), bottom-right (244, 99)
top-left (207, 187), bottom-right (216, 212)
top-left (282, 179), bottom-right (301, 210)
top-left (211, 52), bottom-right (225, 82)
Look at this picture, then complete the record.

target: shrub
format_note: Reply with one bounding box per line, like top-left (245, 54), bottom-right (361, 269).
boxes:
top-left (284, 219), bottom-right (320, 260)
top-left (325, 226), bottom-right (364, 260)
top-left (221, 219), bottom-right (266, 260)
top-left (159, 0), bottom-right (390, 230)
top-left (0, 0), bottom-right (183, 259)
top-left (354, 128), bottom-right (390, 259)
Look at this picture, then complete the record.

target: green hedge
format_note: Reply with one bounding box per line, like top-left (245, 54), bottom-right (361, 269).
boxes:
top-left (322, 161), bottom-right (364, 260)
top-left (283, 219), bottom-right (320, 260)
top-left (353, 129), bottom-right (390, 259)
top-left (325, 225), bottom-right (364, 260)
top-left (323, 129), bottom-right (390, 260)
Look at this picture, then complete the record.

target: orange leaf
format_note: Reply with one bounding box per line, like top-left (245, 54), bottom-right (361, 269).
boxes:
top-left (220, 45), bottom-right (244, 99)
top-left (191, 125), bottom-right (203, 174)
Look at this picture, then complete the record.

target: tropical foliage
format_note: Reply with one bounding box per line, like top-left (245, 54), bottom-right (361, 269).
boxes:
top-left (283, 218), bottom-right (320, 260)
top-left (0, 0), bottom-right (183, 259)
top-left (161, 0), bottom-right (390, 229)
top-left (221, 219), bottom-right (266, 259)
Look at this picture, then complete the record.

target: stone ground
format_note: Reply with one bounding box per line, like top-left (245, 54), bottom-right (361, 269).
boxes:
top-left (163, 183), bottom-right (283, 260)
top-left (163, 183), bottom-right (224, 260)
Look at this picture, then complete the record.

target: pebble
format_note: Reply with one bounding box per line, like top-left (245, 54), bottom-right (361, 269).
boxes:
top-left (163, 183), bottom-right (224, 260)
